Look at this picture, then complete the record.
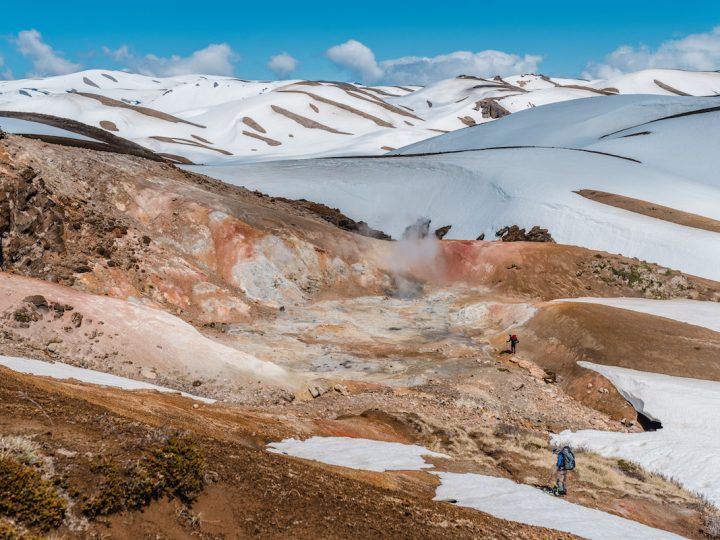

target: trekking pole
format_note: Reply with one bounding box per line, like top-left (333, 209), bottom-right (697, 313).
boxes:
top-left (546, 469), bottom-right (555, 487)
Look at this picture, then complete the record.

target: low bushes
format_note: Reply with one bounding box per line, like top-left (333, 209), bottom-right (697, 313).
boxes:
top-left (83, 434), bottom-right (205, 518)
top-left (0, 456), bottom-right (67, 531)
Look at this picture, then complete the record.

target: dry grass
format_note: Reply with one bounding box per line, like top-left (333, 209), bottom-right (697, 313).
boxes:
top-left (0, 435), bottom-right (40, 465)
top-left (339, 88), bottom-right (423, 120)
top-left (702, 504), bottom-right (720, 538)
top-left (99, 120), bottom-right (118, 132)
top-left (653, 79), bottom-right (691, 96)
top-left (148, 135), bottom-right (232, 155)
top-left (76, 92), bottom-right (205, 128)
top-left (438, 422), bottom-right (703, 512)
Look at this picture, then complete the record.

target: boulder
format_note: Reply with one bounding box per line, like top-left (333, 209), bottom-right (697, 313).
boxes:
top-left (23, 295), bottom-right (49, 309)
top-left (496, 225), bottom-right (555, 243)
top-left (434, 225), bottom-right (452, 240)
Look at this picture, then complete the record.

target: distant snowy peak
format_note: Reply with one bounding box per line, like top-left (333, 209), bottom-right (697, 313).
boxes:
top-left (1, 68), bottom-right (719, 164)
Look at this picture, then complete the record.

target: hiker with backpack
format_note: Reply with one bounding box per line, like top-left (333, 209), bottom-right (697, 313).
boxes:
top-left (552, 446), bottom-right (575, 496)
top-left (507, 334), bottom-right (519, 354)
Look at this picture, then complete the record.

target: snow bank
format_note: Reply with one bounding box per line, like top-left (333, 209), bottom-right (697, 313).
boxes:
top-left (195, 139), bottom-right (720, 281)
top-left (556, 362), bottom-right (720, 506)
top-left (267, 436), bottom-right (683, 538)
top-left (0, 355), bottom-right (215, 403)
top-left (0, 117), bottom-right (101, 142)
top-left (434, 472), bottom-right (683, 540)
top-left (556, 297), bottom-right (720, 333)
top-left (267, 436), bottom-right (448, 472)
top-left (392, 94), bottom-right (720, 156)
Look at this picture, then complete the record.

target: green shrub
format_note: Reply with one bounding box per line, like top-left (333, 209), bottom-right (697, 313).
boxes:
top-left (0, 518), bottom-right (44, 540)
top-left (617, 459), bottom-right (646, 481)
top-left (0, 457), bottom-right (66, 531)
top-left (146, 434), bottom-right (205, 504)
top-left (82, 461), bottom-right (126, 517)
top-left (83, 434), bottom-right (205, 518)
top-left (0, 520), bottom-right (18, 540)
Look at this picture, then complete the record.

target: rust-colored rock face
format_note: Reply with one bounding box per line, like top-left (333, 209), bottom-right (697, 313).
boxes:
top-left (0, 137), bottom-right (393, 324)
top-left (5, 136), bottom-right (711, 328)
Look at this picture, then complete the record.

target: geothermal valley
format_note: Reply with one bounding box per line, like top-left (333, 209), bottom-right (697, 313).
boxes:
top-left (0, 67), bottom-right (719, 539)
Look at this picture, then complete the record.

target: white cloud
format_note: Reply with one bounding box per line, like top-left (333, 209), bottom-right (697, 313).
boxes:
top-left (585, 26), bottom-right (720, 79)
top-left (267, 52), bottom-right (299, 77)
top-left (381, 50), bottom-right (543, 86)
top-left (102, 45), bottom-right (131, 62)
top-left (326, 40), bottom-right (384, 82)
top-left (0, 54), bottom-right (11, 80)
top-left (326, 39), bottom-right (542, 85)
top-left (14, 29), bottom-right (82, 76)
top-left (103, 43), bottom-right (238, 77)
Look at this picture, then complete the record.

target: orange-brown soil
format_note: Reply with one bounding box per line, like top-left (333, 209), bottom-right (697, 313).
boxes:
top-left (0, 368), bottom-right (577, 540)
top-left (518, 301), bottom-right (720, 419)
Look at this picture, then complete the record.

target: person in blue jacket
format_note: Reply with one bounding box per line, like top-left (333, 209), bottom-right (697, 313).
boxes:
top-left (553, 447), bottom-right (569, 496)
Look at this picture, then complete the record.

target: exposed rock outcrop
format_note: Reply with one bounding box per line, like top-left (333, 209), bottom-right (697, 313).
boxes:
top-left (434, 225), bottom-right (452, 239)
top-left (496, 225), bottom-right (555, 243)
top-left (0, 135), bottom-right (394, 325)
top-left (269, 195), bottom-right (391, 240)
top-left (0, 165), bottom-right (66, 272)
top-left (474, 98), bottom-right (511, 119)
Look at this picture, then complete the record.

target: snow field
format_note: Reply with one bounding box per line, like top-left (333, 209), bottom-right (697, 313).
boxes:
top-left (2, 68), bottom-right (718, 163)
top-left (0, 117), bottom-right (102, 143)
top-left (266, 436), bottom-right (685, 538)
top-left (268, 436), bottom-right (449, 472)
top-left (194, 134), bottom-right (720, 281)
top-left (555, 362), bottom-right (720, 507)
top-left (0, 355), bottom-right (216, 403)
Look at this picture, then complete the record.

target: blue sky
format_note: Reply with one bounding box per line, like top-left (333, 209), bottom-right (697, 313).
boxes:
top-left (2, 0), bottom-right (720, 82)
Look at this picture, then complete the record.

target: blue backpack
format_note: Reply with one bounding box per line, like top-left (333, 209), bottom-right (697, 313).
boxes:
top-left (561, 447), bottom-right (576, 470)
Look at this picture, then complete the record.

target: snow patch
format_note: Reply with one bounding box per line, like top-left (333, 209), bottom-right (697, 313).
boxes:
top-left (556, 362), bottom-right (720, 506)
top-left (434, 472), bottom-right (684, 540)
top-left (267, 436), bottom-right (684, 538)
top-left (267, 436), bottom-right (448, 472)
top-left (0, 117), bottom-right (102, 142)
top-left (0, 355), bottom-right (215, 403)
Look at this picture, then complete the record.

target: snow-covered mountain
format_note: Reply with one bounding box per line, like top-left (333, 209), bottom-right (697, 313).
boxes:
top-left (193, 94), bottom-right (720, 281)
top-left (1, 68), bottom-right (718, 164)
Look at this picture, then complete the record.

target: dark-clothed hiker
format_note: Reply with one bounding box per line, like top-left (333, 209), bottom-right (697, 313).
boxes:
top-left (507, 334), bottom-right (519, 354)
top-left (553, 446), bottom-right (575, 496)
